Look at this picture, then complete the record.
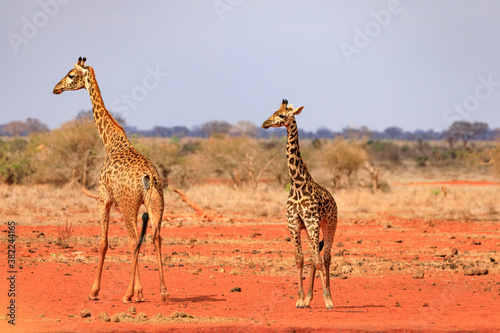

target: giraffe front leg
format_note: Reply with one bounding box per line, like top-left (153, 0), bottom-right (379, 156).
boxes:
top-left (301, 229), bottom-right (318, 308)
top-left (318, 267), bottom-right (333, 309)
top-left (288, 218), bottom-right (305, 308)
top-left (304, 264), bottom-right (316, 308)
top-left (89, 233), bottom-right (107, 300)
top-left (89, 196), bottom-right (111, 300)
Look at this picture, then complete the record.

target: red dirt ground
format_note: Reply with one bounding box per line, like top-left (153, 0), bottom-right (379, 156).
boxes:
top-left (393, 180), bottom-right (500, 186)
top-left (1, 206), bottom-right (499, 332)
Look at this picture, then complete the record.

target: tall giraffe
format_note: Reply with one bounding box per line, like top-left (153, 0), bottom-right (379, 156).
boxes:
top-left (262, 99), bottom-right (337, 309)
top-left (53, 57), bottom-right (169, 304)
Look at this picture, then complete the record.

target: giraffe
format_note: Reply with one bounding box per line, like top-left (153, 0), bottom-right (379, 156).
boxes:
top-left (262, 99), bottom-right (338, 309)
top-left (53, 57), bottom-right (169, 304)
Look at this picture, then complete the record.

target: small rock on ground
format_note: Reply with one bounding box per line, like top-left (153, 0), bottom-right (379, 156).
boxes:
top-left (98, 312), bottom-right (110, 322)
top-left (80, 309), bottom-right (91, 318)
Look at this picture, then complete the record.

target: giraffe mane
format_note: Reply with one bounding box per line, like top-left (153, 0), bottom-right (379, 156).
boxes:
top-left (87, 67), bottom-right (127, 138)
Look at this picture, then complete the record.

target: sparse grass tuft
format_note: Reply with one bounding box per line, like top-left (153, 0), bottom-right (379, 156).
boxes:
top-left (56, 221), bottom-right (73, 248)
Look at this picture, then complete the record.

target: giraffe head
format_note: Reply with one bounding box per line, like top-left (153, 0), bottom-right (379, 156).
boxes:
top-left (262, 99), bottom-right (304, 129)
top-left (53, 57), bottom-right (90, 94)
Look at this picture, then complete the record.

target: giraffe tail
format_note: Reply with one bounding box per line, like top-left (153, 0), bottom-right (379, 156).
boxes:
top-left (319, 239), bottom-right (324, 252)
top-left (135, 212), bottom-right (149, 255)
top-left (135, 173), bottom-right (152, 255)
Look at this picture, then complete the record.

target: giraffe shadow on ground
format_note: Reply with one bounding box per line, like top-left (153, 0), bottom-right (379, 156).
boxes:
top-left (168, 295), bottom-right (227, 303)
top-left (335, 304), bottom-right (387, 312)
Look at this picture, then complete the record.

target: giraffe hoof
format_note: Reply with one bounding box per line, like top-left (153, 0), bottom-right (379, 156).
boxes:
top-left (161, 292), bottom-right (170, 304)
top-left (326, 306), bottom-right (334, 310)
top-left (122, 296), bottom-right (133, 303)
top-left (88, 294), bottom-right (99, 301)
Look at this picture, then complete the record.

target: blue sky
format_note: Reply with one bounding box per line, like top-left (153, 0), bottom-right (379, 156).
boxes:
top-left (1, 0), bottom-right (500, 132)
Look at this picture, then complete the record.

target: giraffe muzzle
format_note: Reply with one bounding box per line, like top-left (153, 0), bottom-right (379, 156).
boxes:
top-left (262, 120), bottom-right (273, 129)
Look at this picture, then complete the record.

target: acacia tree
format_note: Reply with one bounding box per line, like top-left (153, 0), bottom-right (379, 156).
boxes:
top-left (3, 118), bottom-right (49, 136)
top-left (200, 120), bottom-right (231, 137)
top-left (384, 126), bottom-right (403, 139)
top-left (195, 135), bottom-right (277, 188)
top-left (447, 121), bottom-right (489, 147)
top-left (229, 120), bottom-right (258, 137)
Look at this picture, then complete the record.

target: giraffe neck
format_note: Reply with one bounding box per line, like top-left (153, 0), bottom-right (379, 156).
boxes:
top-left (286, 119), bottom-right (312, 187)
top-left (86, 68), bottom-right (131, 154)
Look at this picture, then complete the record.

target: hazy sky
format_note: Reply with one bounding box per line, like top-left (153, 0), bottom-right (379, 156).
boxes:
top-left (2, 1), bottom-right (500, 133)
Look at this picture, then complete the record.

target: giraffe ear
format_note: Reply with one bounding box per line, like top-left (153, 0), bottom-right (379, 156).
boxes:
top-left (74, 64), bottom-right (87, 77)
top-left (291, 106), bottom-right (304, 116)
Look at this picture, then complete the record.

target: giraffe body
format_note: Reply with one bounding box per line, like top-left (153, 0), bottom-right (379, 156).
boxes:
top-left (262, 99), bottom-right (338, 309)
top-left (53, 57), bottom-right (169, 304)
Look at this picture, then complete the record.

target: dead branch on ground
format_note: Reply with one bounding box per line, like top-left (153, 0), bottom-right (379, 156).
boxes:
top-left (81, 186), bottom-right (227, 222)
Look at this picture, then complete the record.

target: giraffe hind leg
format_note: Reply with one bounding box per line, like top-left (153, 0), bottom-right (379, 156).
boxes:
top-left (303, 223), bottom-right (322, 308)
top-left (306, 218), bottom-right (334, 309)
top-left (147, 194), bottom-right (169, 304)
top-left (122, 204), bottom-right (144, 303)
top-left (321, 214), bottom-right (337, 310)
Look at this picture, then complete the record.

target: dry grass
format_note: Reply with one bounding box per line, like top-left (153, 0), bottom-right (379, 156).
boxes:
top-left (1, 165), bottom-right (498, 225)
top-left (334, 183), bottom-right (500, 222)
top-left (175, 184), bottom-right (287, 220)
top-left (0, 184), bottom-right (97, 225)
top-left (56, 221), bottom-right (73, 248)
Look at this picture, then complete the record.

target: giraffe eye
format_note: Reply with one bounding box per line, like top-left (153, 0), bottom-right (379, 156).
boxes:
top-left (68, 74), bottom-right (75, 79)
top-left (279, 115), bottom-right (285, 119)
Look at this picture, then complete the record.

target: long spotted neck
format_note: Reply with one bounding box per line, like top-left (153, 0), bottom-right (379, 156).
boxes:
top-left (286, 119), bottom-right (312, 187)
top-left (86, 68), bottom-right (131, 154)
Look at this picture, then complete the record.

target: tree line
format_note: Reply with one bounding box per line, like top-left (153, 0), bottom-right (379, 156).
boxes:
top-left (1, 111), bottom-right (497, 146)
top-left (1, 111), bottom-right (498, 188)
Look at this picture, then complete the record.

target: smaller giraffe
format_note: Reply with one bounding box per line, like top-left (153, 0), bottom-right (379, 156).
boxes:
top-left (262, 99), bottom-right (338, 309)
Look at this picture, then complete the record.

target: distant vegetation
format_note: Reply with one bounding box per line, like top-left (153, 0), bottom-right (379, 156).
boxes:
top-left (0, 111), bottom-right (498, 188)
top-left (1, 111), bottom-right (498, 142)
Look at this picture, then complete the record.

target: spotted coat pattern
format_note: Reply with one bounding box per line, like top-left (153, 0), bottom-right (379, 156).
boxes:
top-left (262, 99), bottom-right (338, 309)
top-left (53, 57), bottom-right (169, 304)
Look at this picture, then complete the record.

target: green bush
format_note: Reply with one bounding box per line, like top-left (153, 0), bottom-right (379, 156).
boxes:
top-left (367, 140), bottom-right (401, 164)
top-left (29, 118), bottom-right (103, 188)
top-left (0, 138), bottom-right (33, 184)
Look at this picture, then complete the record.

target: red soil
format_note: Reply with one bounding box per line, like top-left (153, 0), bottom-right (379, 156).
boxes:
top-left (393, 180), bottom-right (500, 186)
top-left (1, 215), bottom-right (499, 332)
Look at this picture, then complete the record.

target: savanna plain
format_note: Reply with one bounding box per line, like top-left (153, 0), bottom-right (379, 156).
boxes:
top-left (1, 133), bottom-right (500, 332)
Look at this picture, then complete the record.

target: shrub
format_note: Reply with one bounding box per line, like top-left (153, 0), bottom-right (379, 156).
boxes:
top-left (131, 136), bottom-right (184, 187)
top-left (319, 137), bottom-right (368, 189)
top-left (366, 140), bottom-right (401, 164)
top-left (0, 138), bottom-right (33, 184)
top-left (29, 118), bottom-right (103, 188)
top-left (193, 135), bottom-right (281, 188)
